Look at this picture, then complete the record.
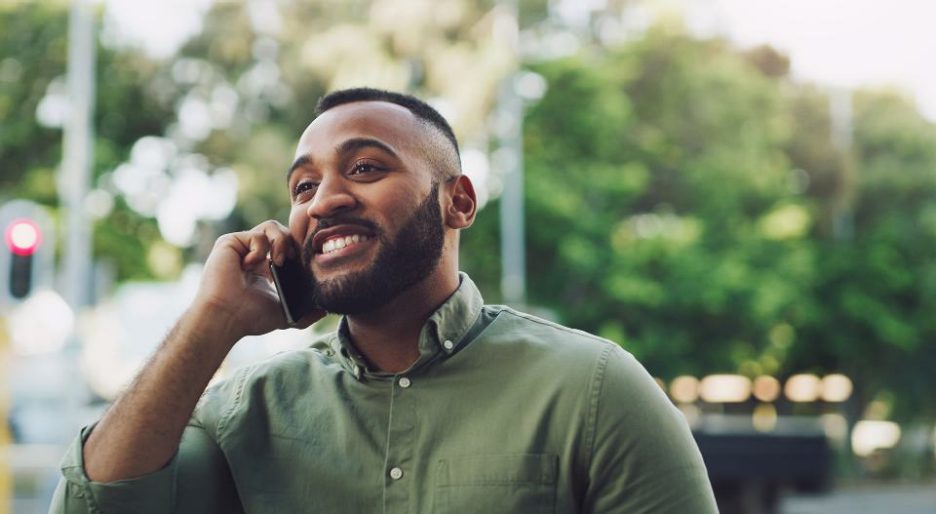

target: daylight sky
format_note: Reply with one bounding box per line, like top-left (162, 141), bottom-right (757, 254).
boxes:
top-left (713, 0), bottom-right (936, 120)
top-left (100, 0), bottom-right (936, 122)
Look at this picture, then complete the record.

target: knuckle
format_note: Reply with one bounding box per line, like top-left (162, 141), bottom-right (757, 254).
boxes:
top-left (214, 233), bottom-right (236, 247)
top-left (261, 219), bottom-right (282, 231)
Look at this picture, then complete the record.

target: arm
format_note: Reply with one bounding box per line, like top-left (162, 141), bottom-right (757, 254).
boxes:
top-left (583, 346), bottom-right (718, 513)
top-left (50, 221), bottom-right (323, 511)
top-left (51, 423), bottom-right (244, 514)
top-left (81, 301), bottom-right (237, 482)
top-left (84, 221), bottom-right (320, 481)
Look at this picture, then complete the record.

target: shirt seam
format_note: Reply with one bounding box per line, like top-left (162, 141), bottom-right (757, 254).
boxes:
top-left (83, 482), bottom-right (103, 514)
top-left (451, 303), bottom-right (485, 348)
top-left (216, 365), bottom-right (252, 440)
top-left (65, 426), bottom-right (104, 512)
top-left (498, 308), bottom-right (614, 346)
top-left (583, 344), bottom-right (613, 479)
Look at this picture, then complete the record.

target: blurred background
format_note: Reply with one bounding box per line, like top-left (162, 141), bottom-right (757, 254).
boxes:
top-left (2, 0), bottom-right (936, 512)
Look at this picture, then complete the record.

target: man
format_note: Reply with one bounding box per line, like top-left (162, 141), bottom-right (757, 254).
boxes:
top-left (51, 88), bottom-right (717, 513)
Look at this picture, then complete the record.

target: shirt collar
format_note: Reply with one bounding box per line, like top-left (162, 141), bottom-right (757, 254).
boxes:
top-left (328, 272), bottom-right (484, 379)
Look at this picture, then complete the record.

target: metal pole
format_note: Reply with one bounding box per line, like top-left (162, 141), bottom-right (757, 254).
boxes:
top-left (59, 0), bottom-right (95, 311)
top-left (829, 87), bottom-right (854, 241)
top-left (497, 0), bottom-right (526, 306)
top-left (498, 78), bottom-right (526, 306)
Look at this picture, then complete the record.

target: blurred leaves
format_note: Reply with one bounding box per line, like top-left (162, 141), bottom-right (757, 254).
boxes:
top-left (465, 26), bottom-right (936, 421)
top-left (4, 2), bottom-right (936, 421)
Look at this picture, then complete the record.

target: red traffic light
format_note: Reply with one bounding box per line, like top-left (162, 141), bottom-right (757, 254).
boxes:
top-left (5, 218), bottom-right (41, 256)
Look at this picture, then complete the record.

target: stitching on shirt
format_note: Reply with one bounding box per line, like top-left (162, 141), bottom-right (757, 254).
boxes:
top-left (498, 308), bottom-right (615, 346)
top-left (437, 480), bottom-right (553, 487)
top-left (217, 365), bottom-right (251, 439)
top-left (83, 482), bottom-right (103, 513)
top-left (583, 345), bottom-right (612, 478)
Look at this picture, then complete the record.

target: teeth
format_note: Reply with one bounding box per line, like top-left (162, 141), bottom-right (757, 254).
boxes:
top-left (322, 234), bottom-right (370, 254)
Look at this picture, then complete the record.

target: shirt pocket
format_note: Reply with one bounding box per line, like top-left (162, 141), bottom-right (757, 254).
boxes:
top-left (433, 453), bottom-right (558, 514)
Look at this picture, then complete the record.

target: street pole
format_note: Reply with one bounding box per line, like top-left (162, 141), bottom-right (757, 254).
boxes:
top-left (829, 87), bottom-right (854, 242)
top-left (829, 86), bottom-right (857, 476)
top-left (497, 0), bottom-right (526, 307)
top-left (52, 0), bottom-right (96, 456)
top-left (59, 0), bottom-right (95, 312)
top-left (497, 78), bottom-right (527, 306)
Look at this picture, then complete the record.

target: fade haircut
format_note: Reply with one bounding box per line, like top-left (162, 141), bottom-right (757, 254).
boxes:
top-left (314, 88), bottom-right (462, 178)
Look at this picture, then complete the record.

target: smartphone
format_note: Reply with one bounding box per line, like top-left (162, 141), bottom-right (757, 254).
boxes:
top-left (269, 257), bottom-right (318, 326)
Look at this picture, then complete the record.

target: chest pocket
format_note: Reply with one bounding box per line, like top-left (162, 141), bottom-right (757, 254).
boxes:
top-left (433, 454), bottom-right (557, 514)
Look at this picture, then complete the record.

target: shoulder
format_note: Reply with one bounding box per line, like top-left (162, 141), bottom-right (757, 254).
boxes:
top-left (236, 333), bottom-right (343, 393)
top-left (470, 305), bottom-right (658, 404)
top-left (482, 305), bottom-right (670, 407)
top-left (193, 333), bottom-right (340, 428)
top-left (481, 305), bottom-right (628, 367)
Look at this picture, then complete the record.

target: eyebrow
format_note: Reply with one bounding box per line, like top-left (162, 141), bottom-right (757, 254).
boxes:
top-left (286, 137), bottom-right (400, 182)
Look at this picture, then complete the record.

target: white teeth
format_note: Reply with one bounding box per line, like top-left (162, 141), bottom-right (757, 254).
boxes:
top-left (322, 234), bottom-right (370, 254)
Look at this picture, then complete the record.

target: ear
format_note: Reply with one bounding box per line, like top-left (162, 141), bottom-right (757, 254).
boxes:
top-left (444, 175), bottom-right (477, 230)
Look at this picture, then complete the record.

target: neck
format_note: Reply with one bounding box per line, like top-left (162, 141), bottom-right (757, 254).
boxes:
top-left (345, 269), bottom-right (459, 373)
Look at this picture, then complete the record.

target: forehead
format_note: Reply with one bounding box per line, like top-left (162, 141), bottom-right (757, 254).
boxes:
top-left (295, 101), bottom-right (424, 159)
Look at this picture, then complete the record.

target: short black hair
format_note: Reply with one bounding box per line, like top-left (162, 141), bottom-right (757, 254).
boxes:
top-left (315, 87), bottom-right (461, 160)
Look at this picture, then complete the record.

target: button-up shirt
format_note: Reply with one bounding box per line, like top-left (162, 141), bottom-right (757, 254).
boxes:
top-left (51, 274), bottom-right (717, 513)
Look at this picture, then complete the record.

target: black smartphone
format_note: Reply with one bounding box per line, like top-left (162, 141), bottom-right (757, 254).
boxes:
top-left (269, 258), bottom-right (318, 326)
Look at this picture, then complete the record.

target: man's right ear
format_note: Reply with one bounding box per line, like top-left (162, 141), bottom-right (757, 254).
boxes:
top-left (445, 175), bottom-right (477, 230)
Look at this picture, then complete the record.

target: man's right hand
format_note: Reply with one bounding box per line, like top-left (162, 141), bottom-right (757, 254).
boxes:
top-left (192, 220), bottom-right (326, 342)
top-left (81, 220), bottom-right (325, 484)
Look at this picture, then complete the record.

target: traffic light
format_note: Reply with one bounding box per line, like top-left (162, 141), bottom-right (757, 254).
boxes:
top-left (0, 200), bottom-right (54, 310)
top-left (5, 218), bottom-right (41, 298)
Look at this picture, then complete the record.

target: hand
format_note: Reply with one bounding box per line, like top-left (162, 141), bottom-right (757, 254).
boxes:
top-left (192, 220), bottom-right (325, 342)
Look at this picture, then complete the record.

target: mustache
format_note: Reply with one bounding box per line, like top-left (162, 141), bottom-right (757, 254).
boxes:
top-left (302, 215), bottom-right (380, 264)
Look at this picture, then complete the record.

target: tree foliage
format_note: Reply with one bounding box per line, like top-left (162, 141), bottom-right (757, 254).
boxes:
top-left (4, 3), bottom-right (936, 421)
top-left (467, 28), bottom-right (936, 421)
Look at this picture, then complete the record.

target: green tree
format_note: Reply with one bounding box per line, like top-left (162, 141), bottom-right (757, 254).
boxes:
top-left (0, 2), bottom-right (174, 280)
top-left (790, 89), bottom-right (936, 420)
top-left (466, 28), bottom-right (815, 379)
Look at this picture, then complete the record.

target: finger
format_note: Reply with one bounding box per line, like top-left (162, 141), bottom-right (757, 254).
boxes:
top-left (257, 220), bottom-right (294, 266)
top-left (212, 233), bottom-right (253, 265)
top-left (242, 232), bottom-right (272, 268)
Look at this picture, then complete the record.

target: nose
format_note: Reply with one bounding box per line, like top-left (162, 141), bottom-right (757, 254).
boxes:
top-left (306, 176), bottom-right (358, 219)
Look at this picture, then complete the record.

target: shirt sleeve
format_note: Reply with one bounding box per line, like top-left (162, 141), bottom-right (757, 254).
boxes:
top-left (582, 345), bottom-right (718, 514)
top-left (48, 421), bottom-right (243, 514)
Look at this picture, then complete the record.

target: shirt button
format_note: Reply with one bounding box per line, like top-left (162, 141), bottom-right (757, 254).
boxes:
top-left (389, 467), bottom-right (404, 480)
top-left (399, 377), bottom-right (411, 388)
top-left (443, 339), bottom-right (454, 350)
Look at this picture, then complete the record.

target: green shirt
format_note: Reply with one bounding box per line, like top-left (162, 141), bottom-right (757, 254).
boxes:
top-left (51, 274), bottom-right (717, 513)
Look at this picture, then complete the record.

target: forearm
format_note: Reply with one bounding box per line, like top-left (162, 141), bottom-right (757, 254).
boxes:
top-left (83, 303), bottom-right (239, 482)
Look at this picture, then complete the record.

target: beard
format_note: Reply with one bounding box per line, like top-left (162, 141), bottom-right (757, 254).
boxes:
top-left (301, 181), bottom-right (445, 315)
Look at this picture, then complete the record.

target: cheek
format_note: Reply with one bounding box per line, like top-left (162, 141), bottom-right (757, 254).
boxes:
top-left (287, 206), bottom-right (309, 244)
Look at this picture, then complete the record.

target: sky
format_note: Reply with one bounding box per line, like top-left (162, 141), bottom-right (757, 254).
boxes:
top-left (100, 0), bottom-right (936, 122)
top-left (711, 0), bottom-right (936, 121)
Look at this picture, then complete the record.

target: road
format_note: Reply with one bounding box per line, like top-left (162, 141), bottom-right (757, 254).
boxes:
top-left (780, 482), bottom-right (936, 514)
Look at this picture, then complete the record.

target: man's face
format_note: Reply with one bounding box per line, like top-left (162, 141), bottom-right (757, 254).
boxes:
top-left (286, 101), bottom-right (446, 314)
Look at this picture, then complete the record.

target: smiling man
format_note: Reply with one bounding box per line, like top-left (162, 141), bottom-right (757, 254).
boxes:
top-left (51, 88), bottom-right (717, 513)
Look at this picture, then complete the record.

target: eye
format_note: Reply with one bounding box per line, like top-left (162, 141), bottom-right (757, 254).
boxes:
top-left (349, 160), bottom-right (385, 176)
top-left (293, 180), bottom-right (318, 200)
